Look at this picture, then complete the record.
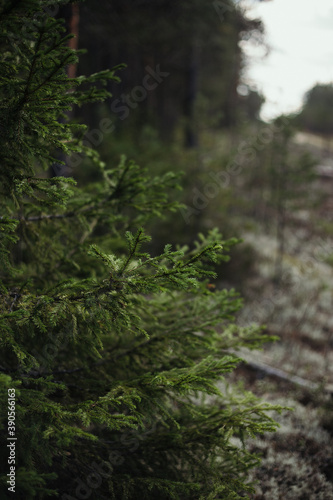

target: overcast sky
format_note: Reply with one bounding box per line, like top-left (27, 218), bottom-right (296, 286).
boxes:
top-left (241, 0), bottom-right (333, 120)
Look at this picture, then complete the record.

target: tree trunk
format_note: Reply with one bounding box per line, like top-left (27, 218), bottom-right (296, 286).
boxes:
top-left (183, 43), bottom-right (199, 148)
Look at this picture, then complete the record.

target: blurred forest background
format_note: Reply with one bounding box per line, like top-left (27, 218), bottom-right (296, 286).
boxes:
top-left (63, 0), bottom-right (333, 497)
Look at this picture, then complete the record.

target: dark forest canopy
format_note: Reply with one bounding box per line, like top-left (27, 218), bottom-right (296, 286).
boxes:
top-left (76, 0), bottom-right (264, 144)
top-left (296, 83), bottom-right (333, 136)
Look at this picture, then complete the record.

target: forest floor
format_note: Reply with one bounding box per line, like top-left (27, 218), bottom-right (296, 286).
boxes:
top-left (140, 125), bottom-right (333, 498)
top-left (225, 131), bottom-right (333, 499)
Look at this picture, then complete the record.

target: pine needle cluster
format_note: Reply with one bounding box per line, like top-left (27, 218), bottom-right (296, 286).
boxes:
top-left (0, 2), bottom-right (285, 499)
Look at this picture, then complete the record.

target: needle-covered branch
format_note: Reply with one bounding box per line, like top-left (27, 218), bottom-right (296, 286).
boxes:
top-left (0, 2), bottom-right (286, 499)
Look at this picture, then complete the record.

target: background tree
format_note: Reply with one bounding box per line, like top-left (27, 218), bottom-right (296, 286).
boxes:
top-left (0, 1), bottom-right (284, 499)
top-left (238, 86), bottom-right (265, 122)
top-left (235, 116), bottom-right (316, 281)
top-left (75, 0), bottom-right (264, 145)
top-left (296, 83), bottom-right (333, 136)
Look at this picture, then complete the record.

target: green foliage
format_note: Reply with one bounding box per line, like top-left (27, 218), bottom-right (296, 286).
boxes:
top-left (297, 83), bottom-right (333, 135)
top-left (0, 2), bottom-right (285, 499)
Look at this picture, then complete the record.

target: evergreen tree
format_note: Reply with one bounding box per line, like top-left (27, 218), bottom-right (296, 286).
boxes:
top-left (0, 1), bottom-right (284, 499)
top-left (297, 83), bottom-right (333, 136)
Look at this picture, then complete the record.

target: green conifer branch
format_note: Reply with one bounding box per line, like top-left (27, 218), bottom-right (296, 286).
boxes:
top-left (0, 2), bottom-right (288, 498)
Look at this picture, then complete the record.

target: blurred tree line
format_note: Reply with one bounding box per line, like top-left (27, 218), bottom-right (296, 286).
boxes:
top-left (296, 83), bottom-right (333, 136)
top-left (56, 0), bottom-right (269, 279)
top-left (72, 0), bottom-right (265, 146)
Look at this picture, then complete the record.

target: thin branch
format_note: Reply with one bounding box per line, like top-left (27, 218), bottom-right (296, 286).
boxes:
top-left (21, 334), bottom-right (163, 379)
top-left (28, 52), bottom-right (74, 99)
top-left (18, 29), bottom-right (44, 109)
top-left (5, 165), bottom-right (131, 223)
top-left (9, 293), bottom-right (20, 312)
top-left (25, 211), bottom-right (76, 222)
